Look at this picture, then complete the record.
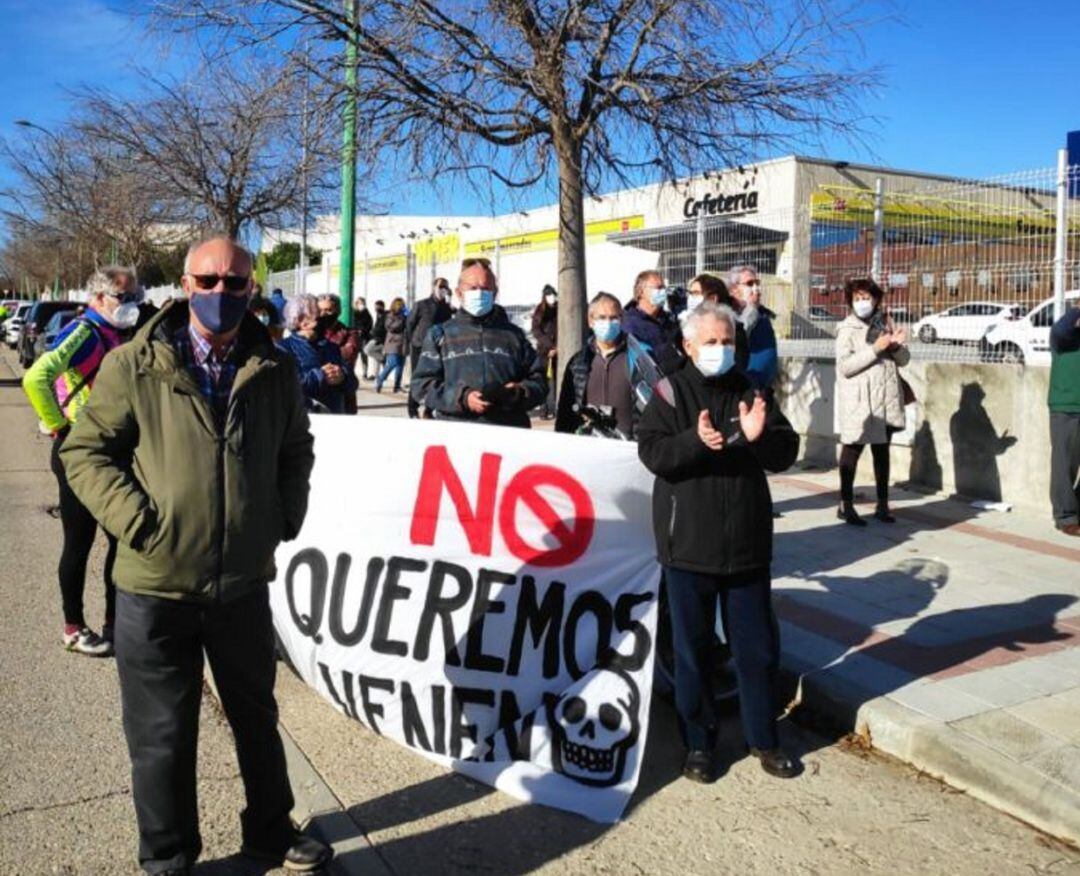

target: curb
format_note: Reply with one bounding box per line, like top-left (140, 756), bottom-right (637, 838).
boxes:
top-left (783, 662), bottom-right (1080, 847)
top-left (204, 669), bottom-right (393, 876)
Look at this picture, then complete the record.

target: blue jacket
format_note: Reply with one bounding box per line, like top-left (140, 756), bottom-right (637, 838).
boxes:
top-left (622, 301), bottom-right (683, 374)
top-left (745, 307), bottom-right (778, 390)
top-left (269, 291), bottom-right (288, 323)
top-left (276, 333), bottom-right (358, 414)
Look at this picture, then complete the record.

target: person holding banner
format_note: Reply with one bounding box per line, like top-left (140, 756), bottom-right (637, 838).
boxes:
top-left (59, 236), bottom-right (331, 874)
top-left (638, 301), bottom-right (800, 784)
top-left (411, 257), bottom-right (547, 427)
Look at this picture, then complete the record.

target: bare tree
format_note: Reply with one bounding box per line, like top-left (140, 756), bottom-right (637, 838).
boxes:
top-left (1, 125), bottom-right (182, 272)
top-left (156, 0), bottom-right (878, 377)
top-left (74, 59), bottom-right (340, 239)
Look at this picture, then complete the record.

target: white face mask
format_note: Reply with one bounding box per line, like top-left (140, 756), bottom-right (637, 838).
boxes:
top-left (853, 299), bottom-right (875, 320)
top-left (694, 343), bottom-right (736, 377)
top-left (687, 294), bottom-right (704, 312)
top-left (107, 302), bottom-right (140, 329)
top-left (544, 293), bottom-right (557, 305)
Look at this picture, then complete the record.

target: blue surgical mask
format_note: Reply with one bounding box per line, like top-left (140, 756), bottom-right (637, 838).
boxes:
top-left (648, 287), bottom-right (668, 308)
top-left (592, 318), bottom-right (621, 343)
top-left (694, 344), bottom-right (736, 377)
top-left (190, 291), bottom-right (249, 334)
top-left (462, 289), bottom-right (495, 317)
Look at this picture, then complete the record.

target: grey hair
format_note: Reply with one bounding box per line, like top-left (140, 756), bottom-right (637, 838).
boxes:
top-left (84, 270), bottom-right (115, 299)
top-left (183, 235), bottom-right (254, 275)
top-left (102, 264), bottom-right (137, 287)
top-left (317, 293), bottom-right (341, 313)
top-left (727, 264), bottom-right (759, 288)
top-left (588, 291), bottom-right (623, 320)
top-left (283, 293), bottom-right (318, 332)
top-left (683, 301), bottom-right (738, 343)
top-left (633, 269), bottom-right (663, 300)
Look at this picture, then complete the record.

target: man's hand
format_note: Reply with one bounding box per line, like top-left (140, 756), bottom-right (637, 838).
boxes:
top-left (697, 410), bottom-right (725, 451)
top-left (466, 391), bottom-right (492, 414)
top-left (739, 395), bottom-right (768, 443)
top-left (322, 363), bottom-right (344, 386)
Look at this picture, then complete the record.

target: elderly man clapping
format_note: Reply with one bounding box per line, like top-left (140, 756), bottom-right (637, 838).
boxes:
top-left (637, 301), bottom-right (800, 785)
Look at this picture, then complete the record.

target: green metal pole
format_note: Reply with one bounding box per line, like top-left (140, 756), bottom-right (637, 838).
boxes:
top-left (337, 0), bottom-right (358, 328)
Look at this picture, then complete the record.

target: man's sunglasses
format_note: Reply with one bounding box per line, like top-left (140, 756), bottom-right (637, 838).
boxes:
top-left (188, 273), bottom-right (250, 292)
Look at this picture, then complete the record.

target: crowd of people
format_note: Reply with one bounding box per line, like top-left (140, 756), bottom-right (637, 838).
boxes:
top-left (18, 230), bottom-right (1080, 875)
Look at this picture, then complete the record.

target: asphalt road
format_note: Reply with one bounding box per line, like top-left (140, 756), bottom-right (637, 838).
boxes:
top-left (1, 345), bottom-right (1077, 875)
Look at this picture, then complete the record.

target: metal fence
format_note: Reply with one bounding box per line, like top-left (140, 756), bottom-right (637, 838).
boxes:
top-left (619, 157), bottom-right (1080, 366)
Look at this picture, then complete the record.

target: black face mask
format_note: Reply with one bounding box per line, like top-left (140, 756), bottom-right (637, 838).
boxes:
top-left (316, 314), bottom-right (337, 332)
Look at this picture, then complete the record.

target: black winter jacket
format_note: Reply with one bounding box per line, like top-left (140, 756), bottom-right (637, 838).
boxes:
top-left (407, 295), bottom-right (452, 348)
top-left (622, 301), bottom-right (683, 374)
top-left (411, 308), bottom-right (547, 427)
top-left (555, 337), bottom-right (638, 438)
top-left (637, 362), bottom-right (799, 576)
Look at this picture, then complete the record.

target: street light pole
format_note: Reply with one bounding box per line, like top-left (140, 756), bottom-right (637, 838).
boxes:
top-left (337, 0), bottom-right (358, 328)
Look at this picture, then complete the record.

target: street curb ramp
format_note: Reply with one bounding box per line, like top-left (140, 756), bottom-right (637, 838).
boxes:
top-left (785, 663), bottom-right (1080, 847)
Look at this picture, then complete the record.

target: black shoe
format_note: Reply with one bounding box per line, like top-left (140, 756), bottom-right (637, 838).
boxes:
top-left (874, 506), bottom-right (896, 523)
top-left (243, 834), bottom-right (333, 872)
top-left (682, 749), bottom-right (720, 783)
top-left (749, 747), bottom-right (801, 779)
top-left (837, 504), bottom-right (867, 527)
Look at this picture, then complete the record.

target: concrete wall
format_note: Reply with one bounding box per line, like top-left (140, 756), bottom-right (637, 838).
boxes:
top-left (775, 357), bottom-right (1052, 517)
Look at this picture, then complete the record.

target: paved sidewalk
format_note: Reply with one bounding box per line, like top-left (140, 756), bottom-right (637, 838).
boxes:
top-left (770, 467), bottom-right (1080, 844)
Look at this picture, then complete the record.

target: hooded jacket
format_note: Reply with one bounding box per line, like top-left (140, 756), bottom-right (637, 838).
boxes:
top-left (638, 361), bottom-right (799, 576)
top-left (59, 300), bottom-right (314, 603)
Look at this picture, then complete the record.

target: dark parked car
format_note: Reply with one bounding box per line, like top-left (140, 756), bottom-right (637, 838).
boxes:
top-left (42, 309), bottom-right (78, 354)
top-left (17, 300), bottom-right (77, 367)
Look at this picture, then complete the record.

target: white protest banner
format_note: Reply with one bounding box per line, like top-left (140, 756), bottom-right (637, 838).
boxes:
top-left (270, 416), bottom-right (660, 823)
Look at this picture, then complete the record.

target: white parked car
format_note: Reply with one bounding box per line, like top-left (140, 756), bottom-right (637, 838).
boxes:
top-left (4, 303), bottom-right (31, 348)
top-left (913, 301), bottom-right (1026, 344)
top-left (982, 292), bottom-right (1080, 366)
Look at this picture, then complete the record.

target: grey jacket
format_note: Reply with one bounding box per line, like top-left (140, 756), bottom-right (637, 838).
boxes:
top-left (835, 313), bottom-right (910, 444)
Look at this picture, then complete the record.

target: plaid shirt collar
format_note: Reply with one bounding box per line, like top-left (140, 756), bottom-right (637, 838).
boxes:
top-left (187, 323), bottom-right (235, 367)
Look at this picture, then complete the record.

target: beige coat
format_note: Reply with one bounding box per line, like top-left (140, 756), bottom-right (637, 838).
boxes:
top-left (835, 313), bottom-right (910, 445)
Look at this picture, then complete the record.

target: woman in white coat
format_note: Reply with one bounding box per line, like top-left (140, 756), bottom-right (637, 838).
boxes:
top-left (835, 278), bottom-right (910, 525)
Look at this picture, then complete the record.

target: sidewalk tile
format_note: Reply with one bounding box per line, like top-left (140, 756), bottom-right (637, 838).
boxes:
top-left (1005, 689), bottom-right (1080, 745)
top-left (950, 709), bottom-right (1065, 763)
top-left (1024, 744), bottom-right (1080, 796)
top-left (890, 682), bottom-right (994, 722)
top-left (942, 663), bottom-right (1059, 709)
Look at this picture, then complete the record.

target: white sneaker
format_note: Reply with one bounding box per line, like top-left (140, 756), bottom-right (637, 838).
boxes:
top-left (62, 626), bottom-right (113, 657)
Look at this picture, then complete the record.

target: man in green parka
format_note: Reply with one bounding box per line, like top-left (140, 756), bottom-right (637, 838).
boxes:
top-left (60, 236), bottom-right (330, 874)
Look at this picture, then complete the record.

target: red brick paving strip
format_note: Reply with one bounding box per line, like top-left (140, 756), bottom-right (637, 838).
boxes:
top-left (773, 476), bottom-right (1080, 564)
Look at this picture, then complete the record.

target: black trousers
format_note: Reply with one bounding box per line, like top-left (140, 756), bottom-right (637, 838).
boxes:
top-left (50, 434), bottom-right (116, 627)
top-left (839, 442), bottom-right (891, 507)
top-left (1050, 411), bottom-right (1080, 526)
top-left (664, 566), bottom-right (780, 752)
top-left (407, 347), bottom-right (423, 417)
top-left (114, 587), bottom-right (294, 875)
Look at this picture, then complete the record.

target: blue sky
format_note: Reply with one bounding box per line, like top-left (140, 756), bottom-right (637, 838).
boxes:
top-left (1, 0), bottom-right (1077, 218)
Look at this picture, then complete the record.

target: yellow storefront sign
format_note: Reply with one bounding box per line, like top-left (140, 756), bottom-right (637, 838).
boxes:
top-left (464, 215), bottom-right (645, 257)
top-left (809, 186), bottom-right (1074, 236)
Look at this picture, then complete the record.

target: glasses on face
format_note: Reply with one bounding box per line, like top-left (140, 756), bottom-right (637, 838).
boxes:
top-left (188, 273), bottom-right (250, 293)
